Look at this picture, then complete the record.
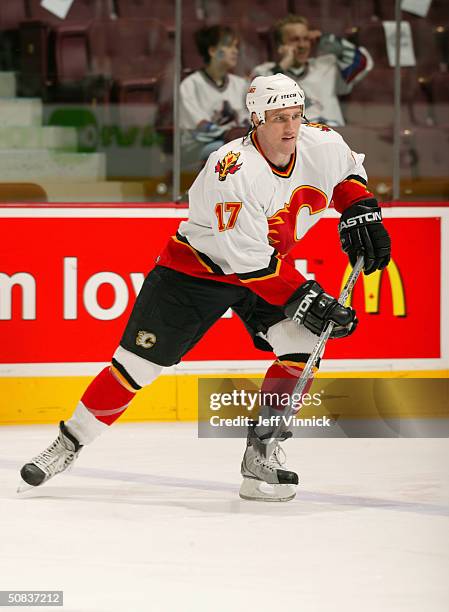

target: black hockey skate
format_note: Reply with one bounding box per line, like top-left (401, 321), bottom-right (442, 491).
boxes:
top-left (240, 421), bottom-right (298, 502)
top-left (18, 421), bottom-right (83, 492)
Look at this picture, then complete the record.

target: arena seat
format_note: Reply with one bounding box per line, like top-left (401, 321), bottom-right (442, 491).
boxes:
top-left (0, 0), bottom-right (28, 30)
top-left (52, 23), bottom-right (110, 102)
top-left (92, 18), bottom-right (172, 107)
top-left (284, 0), bottom-right (325, 22)
top-left (18, 1), bottom-right (110, 98)
top-left (99, 18), bottom-right (172, 80)
top-left (356, 22), bottom-right (389, 67)
top-left (18, 20), bottom-right (50, 97)
top-left (0, 0), bottom-right (28, 70)
top-left (373, 0), bottom-right (394, 21)
top-left (181, 23), bottom-right (203, 75)
top-left (115, 0), bottom-right (263, 29)
top-left (220, 0), bottom-right (290, 28)
top-left (55, 26), bottom-right (91, 82)
top-left (290, 0), bottom-right (374, 32)
top-left (346, 0), bottom-right (377, 26)
top-left (115, 0), bottom-right (288, 29)
top-left (114, 0), bottom-right (176, 26)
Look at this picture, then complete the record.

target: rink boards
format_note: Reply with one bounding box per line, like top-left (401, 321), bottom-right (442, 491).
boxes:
top-left (0, 203), bottom-right (448, 424)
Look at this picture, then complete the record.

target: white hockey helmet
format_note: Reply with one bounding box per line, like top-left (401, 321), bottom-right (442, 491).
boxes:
top-left (246, 73), bottom-right (305, 124)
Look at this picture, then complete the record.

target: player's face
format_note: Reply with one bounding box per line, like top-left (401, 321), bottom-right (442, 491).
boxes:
top-left (260, 107), bottom-right (303, 159)
top-left (212, 36), bottom-right (239, 70)
top-left (281, 23), bottom-right (311, 65)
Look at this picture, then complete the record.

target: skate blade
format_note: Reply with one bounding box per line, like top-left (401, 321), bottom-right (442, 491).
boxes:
top-left (239, 478), bottom-right (296, 502)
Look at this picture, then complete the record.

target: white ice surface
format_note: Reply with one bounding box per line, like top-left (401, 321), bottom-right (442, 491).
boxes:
top-left (0, 423), bottom-right (448, 612)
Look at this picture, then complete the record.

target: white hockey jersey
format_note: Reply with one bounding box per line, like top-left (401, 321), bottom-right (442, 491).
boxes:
top-left (158, 123), bottom-right (373, 306)
top-left (253, 45), bottom-right (373, 127)
top-left (180, 70), bottom-right (249, 136)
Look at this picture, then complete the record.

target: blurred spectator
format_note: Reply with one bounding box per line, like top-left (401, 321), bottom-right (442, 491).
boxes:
top-left (180, 25), bottom-right (250, 169)
top-left (252, 15), bottom-right (373, 126)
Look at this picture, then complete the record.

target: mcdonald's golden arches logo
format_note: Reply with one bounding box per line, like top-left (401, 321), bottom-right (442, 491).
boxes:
top-left (341, 259), bottom-right (406, 316)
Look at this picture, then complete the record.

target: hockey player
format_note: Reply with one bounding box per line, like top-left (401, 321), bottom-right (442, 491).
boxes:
top-left (19, 74), bottom-right (390, 502)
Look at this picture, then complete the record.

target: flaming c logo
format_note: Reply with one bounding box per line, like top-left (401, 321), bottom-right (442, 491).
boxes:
top-left (215, 151), bottom-right (242, 181)
top-left (268, 185), bottom-right (328, 254)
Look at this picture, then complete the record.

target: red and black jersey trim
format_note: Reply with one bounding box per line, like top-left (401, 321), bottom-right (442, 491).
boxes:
top-left (344, 174), bottom-right (367, 186)
top-left (278, 352), bottom-right (322, 368)
top-left (332, 175), bottom-right (374, 213)
top-left (158, 234), bottom-right (306, 305)
top-left (175, 232), bottom-right (225, 275)
top-left (236, 250), bottom-right (280, 282)
top-left (250, 132), bottom-right (296, 178)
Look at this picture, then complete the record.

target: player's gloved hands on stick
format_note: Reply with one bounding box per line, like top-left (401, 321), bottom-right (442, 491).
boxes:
top-left (284, 280), bottom-right (357, 338)
top-left (338, 198), bottom-right (391, 275)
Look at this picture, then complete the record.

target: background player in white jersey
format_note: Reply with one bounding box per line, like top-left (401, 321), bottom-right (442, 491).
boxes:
top-left (180, 25), bottom-right (249, 169)
top-left (19, 74), bottom-right (390, 502)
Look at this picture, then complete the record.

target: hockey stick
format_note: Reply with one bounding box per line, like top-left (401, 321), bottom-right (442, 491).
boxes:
top-left (267, 255), bottom-right (365, 446)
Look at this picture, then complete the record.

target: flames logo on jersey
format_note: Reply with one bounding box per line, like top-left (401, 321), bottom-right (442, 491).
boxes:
top-left (215, 151), bottom-right (242, 181)
top-left (268, 186), bottom-right (328, 255)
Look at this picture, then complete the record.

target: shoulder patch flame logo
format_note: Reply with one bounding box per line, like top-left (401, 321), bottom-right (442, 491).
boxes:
top-left (307, 122), bottom-right (332, 132)
top-left (215, 151), bottom-right (242, 181)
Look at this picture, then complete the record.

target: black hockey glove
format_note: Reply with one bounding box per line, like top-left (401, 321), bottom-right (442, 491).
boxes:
top-left (338, 198), bottom-right (391, 275)
top-left (284, 281), bottom-right (357, 338)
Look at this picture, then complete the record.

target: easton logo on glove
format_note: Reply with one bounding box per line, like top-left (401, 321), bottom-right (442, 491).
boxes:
top-left (291, 287), bottom-right (320, 324)
top-left (338, 199), bottom-right (391, 275)
top-left (284, 280), bottom-right (357, 338)
top-left (338, 210), bottom-right (382, 230)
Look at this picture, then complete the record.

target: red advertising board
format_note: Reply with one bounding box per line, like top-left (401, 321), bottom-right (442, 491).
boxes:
top-left (0, 206), bottom-right (446, 369)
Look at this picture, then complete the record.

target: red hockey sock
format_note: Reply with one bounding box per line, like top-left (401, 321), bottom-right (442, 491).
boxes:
top-left (261, 356), bottom-right (317, 413)
top-left (81, 366), bottom-right (136, 426)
